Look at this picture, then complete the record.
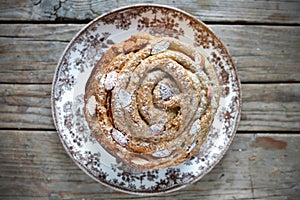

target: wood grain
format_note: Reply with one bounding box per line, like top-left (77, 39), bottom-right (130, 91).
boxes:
top-left (0, 84), bottom-right (53, 129)
top-left (0, 1), bottom-right (298, 199)
top-left (0, 0), bottom-right (299, 24)
top-left (213, 25), bottom-right (300, 83)
top-left (0, 24), bottom-right (299, 83)
top-left (0, 83), bottom-right (299, 131)
top-left (240, 83), bottom-right (300, 131)
top-left (0, 130), bottom-right (299, 199)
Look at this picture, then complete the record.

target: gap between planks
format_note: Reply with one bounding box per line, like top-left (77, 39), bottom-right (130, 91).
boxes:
top-left (0, 20), bottom-right (299, 27)
top-left (0, 0), bottom-right (299, 24)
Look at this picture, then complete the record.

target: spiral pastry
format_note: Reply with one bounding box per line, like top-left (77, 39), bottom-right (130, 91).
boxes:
top-left (84, 32), bottom-right (220, 170)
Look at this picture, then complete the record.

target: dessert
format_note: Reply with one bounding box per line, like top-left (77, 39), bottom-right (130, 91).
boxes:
top-left (84, 32), bottom-right (220, 170)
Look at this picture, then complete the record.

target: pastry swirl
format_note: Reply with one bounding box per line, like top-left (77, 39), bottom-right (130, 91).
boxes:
top-left (84, 32), bottom-right (220, 169)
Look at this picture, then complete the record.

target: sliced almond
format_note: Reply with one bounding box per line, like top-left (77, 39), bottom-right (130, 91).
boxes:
top-left (104, 71), bottom-right (118, 91)
top-left (151, 40), bottom-right (170, 54)
top-left (111, 128), bottom-right (128, 147)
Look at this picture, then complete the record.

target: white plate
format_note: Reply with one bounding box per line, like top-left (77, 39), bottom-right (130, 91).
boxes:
top-left (51, 4), bottom-right (241, 195)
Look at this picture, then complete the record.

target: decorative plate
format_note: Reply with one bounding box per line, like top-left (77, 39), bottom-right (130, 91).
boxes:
top-left (51, 4), bottom-right (241, 195)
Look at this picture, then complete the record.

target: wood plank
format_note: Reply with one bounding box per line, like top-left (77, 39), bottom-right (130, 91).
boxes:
top-left (0, 24), bottom-right (299, 83)
top-left (0, 0), bottom-right (299, 24)
top-left (0, 130), bottom-right (299, 199)
top-left (241, 83), bottom-right (300, 131)
top-left (0, 84), bottom-right (53, 129)
top-left (0, 83), bottom-right (299, 131)
top-left (212, 25), bottom-right (300, 83)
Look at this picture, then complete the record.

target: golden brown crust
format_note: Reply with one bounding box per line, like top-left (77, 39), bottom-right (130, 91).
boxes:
top-left (84, 32), bottom-right (220, 170)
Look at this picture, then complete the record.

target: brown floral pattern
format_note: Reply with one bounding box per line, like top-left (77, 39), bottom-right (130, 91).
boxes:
top-left (52, 4), bottom-right (241, 194)
top-left (137, 16), bottom-right (184, 38)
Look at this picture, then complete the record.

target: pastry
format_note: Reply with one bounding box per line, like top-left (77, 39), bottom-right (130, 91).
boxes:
top-left (84, 32), bottom-right (220, 170)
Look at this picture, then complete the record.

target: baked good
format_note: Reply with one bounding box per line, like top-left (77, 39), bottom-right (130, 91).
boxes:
top-left (84, 32), bottom-right (220, 170)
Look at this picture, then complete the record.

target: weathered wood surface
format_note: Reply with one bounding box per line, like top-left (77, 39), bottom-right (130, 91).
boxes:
top-left (0, 0), bottom-right (299, 24)
top-left (0, 1), bottom-right (299, 199)
top-left (0, 84), bottom-right (53, 129)
top-left (0, 24), bottom-right (299, 83)
top-left (1, 83), bottom-right (299, 131)
top-left (0, 131), bottom-right (299, 199)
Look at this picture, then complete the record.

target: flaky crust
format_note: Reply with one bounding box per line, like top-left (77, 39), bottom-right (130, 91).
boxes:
top-left (84, 32), bottom-right (220, 170)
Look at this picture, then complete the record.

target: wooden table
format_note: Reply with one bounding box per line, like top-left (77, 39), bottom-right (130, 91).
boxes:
top-left (1, 1), bottom-right (299, 199)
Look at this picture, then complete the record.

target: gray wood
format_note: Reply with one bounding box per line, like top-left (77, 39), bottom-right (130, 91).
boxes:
top-left (0, 84), bottom-right (53, 129)
top-left (0, 0), bottom-right (299, 24)
top-left (0, 24), bottom-right (299, 83)
top-left (1, 83), bottom-right (299, 131)
top-left (0, 1), bottom-right (299, 199)
top-left (0, 130), bottom-right (299, 199)
top-left (241, 83), bottom-right (300, 131)
top-left (213, 25), bottom-right (300, 83)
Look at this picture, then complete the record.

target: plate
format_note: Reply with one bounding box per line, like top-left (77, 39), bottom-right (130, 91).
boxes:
top-left (51, 4), bottom-right (241, 195)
